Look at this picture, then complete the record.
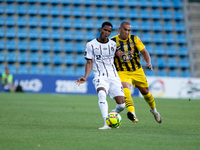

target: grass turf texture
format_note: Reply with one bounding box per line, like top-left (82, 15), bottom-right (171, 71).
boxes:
top-left (0, 93), bottom-right (199, 150)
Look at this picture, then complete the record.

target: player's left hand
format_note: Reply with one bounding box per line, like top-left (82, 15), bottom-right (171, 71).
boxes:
top-left (146, 63), bottom-right (153, 71)
top-left (75, 77), bottom-right (86, 86)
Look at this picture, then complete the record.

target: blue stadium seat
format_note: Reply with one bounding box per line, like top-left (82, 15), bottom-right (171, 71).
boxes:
top-left (63, 41), bottom-right (74, 53)
top-left (0, 51), bottom-right (5, 62)
top-left (0, 39), bottom-right (4, 49)
top-left (17, 28), bottom-right (27, 38)
top-left (72, 0), bottom-right (82, 5)
top-left (116, 0), bottom-right (126, 7)
top-left (16, 4), bottom-right (27, 15)
top-left (7, 64), bottom-right (17, 74)
top-left (167, 57), bottom-right (178, 68)
top-left (150, 0), bottom-right (161, 8)
top-left (41, 65), bottom-right (52, 75)
top-left (163, 21), bottom-right (174, 31)
top-left (138, 0), bottom-right (149, 7)
top-left (6, 39), bottom-right (16, 50)
top-left (51, 29), bottom-right (61, 40)
top-left (172, 0), bottom-right (182, 8)
top-left (29, 52), bottom-right (40, 63)
top-left (27, 4), bottom-right (38, 15)
top-left (141, 20), bottom-right (151, 31)
top-left (174, 10), bottom-right (183, 20)
top-left (30, 65), bottom-right (40, 75)
top-left (6, 52), bottom-right (16, 62)
top-left (176, 34), bottom-right (186, 44)
top-left (0, 27), bottom-right (4, 37)
top-left (145, 44), bottom-right (154, 55)
top-left (61, 5), bottom-right (71, 16)
top-left (180, 70), bottom-right (190, 77)
top-left (155, 45), bottom-right (165, 55)
top-left (72, 6), bottom-right (83, 17)
top-left (178, 45), bottom-right (188, 56)
top-left (53, 66), bottom-right (63, 76)
top-left (28, 16), bottom-right (38, 27)
top-left (18, 52), bottom-right (28, 63)
top-left (93, 0), bottom-right (104, 6)
top-left (75, 42), bottom-right (85, 53)
top-left (151, 9), bottom-right (161, 19)
top-left (157, 69), bottom-right (167, 77)
top-left (75, 55), bottom-right (86, 65)
top-left (179, 58), bottom-right (189, 68)
top-left (84, 18), bottom-right (95, 29)
top-left (64, 54), bottom-right (74, 65)
top-left (52, 41), bottom-right (62, 52)
top-left (82, 0), bottom-right (93, 6)
top-left (74, 30), bottom-right (84, 41)
top-left (141, 32), bottom-right (152, 43)
top-left (145, 69), bottom-right (156, 76)
top-left (62, 30), bottom-right (73, 40)
top-left (140, 9), bottom-right (150, 19)
top-left (0, 16), bottom-right (3, 26)
top-left (39, 17), bottom-right (49, 27)
top-left (96, 18), bottom-right (105, 29)
top-left (53, 54), bottom-right (63, 64)
top-left (38, 0), bottom-right (48, 4)
top-left (164, 33), bottom-right (175, 44)
top-left (5, 4), bottom-right (15, 14)
top-left (49, 0), bottom-right (60, 4)
top-left (85, 30), bottom-right (95, 40)
top-left (175, 22), bottom-right (185, 32)
top-left (28, 0), bottom-right (37, 3)
top-left (0, 4), bottom-right (3, 14)
top-left (166, 45), bottom-right (177, 56)
top-left (29, 40), bottom-right (39, 51)
top-left (16, 16), bottom-right (27, 27)
top-left (130, 20), bottom-right (139, 30)
top-left (117, 8), bottom-right (128, 18)
top-left (41, 40), bottom-right (51, 52)
top-left (154, 33), bottom-right (163, 43)
top-left (169, 70), bottom-right (179, 77)
top-left (18, 65), bottom-right (28, 74)
top-left (95, 7), bottom-right (105, 18)
top-left (62, 17), bottom-right (72, 28)
top-left (84, 6), bottom-right (94, 17)
top-left (105, 0), bottom-right (116, 6)
top-left (152, 21), bottom-right (162, 31)
top-left (76, 67), bottom-right (85, 76)
top-left (105, 7), bottom-right (117, 18)
top-left (110, 19), bottom-right (118, 30)
top-left (40, 28), bottom-right (50, 39)
top-left (73, 18), bottom-right (84, 29)
top-left (5, 16), bottom-right (15, 26)
top-left (126, 0), bottom-right (138, 7)
top-left (5, 27), bottom-right (16, 38)
top-left (156, 57), bottom-right (166, 68)
top-left (0, 64), bottom-right (5, 74)
top-left (50, 5), bottom-right (60, 16)
top-left (50, 17), bottom-right (61, 28)
top-left (39, 5), bottom-right (49, 15)
top-left (162, 9), bottom-right (172, 20)
top-left (28, 28), bottom-right (39, 39)
top-left (65, 66), bottom-right (75, 76)
top-left (41, 53), bottom-right (51, 64)
top-left (129, 8), bottom-right (138, 19)
top-left (161, 0), bottom-right (172, 8)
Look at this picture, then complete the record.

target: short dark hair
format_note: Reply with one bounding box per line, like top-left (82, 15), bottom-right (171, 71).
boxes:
top-left (101, 21), bottom-right (113, 28)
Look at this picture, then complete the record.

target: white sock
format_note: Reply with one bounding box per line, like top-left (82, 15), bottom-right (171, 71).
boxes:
top-left (98, 90), bottom-right (108, 126)
top-left (114, 103), bottom-right (125, 113)
top-left (151, 108), bottom-right (157, 113)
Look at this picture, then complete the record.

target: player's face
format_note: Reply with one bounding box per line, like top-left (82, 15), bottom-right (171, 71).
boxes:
top-left (100, 25), bottom-right (112, 40)
top-left (119, 24), bottom-right (131, 40)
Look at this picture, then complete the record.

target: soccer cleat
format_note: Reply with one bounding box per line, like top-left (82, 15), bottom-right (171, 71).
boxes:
top-left (127, 111), bottom-right (139, 124)
top-left (99, 125), bottom-right (111, 130)
top-left (150, 109), bottom-right (162, 123)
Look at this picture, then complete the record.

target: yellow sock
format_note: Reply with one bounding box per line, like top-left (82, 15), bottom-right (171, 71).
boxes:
top-left (124, 88), bottom-right (135, 113)
top-left (143, 92), bottom-right (156, 110)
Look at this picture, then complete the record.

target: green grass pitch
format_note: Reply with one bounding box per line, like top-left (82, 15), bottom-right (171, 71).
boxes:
top-left (0, 93), bottom-right (199, 150)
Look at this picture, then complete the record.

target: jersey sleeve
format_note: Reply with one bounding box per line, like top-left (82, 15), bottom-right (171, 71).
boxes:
top-left (84, 43), bottom-right (93, 60)
top-left (134, 36), bottom-right (145, 51)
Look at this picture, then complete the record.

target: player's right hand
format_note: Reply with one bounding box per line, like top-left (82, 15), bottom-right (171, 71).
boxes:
top-left (75, 77), bottom-right (86, 86)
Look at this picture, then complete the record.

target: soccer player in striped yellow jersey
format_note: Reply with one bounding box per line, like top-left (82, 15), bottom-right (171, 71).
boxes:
top-left (111, 21), bottom-right (162, 124)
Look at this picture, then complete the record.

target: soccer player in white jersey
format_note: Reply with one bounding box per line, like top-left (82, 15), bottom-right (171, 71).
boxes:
top-left (75, 21), bottom-right (126, 129)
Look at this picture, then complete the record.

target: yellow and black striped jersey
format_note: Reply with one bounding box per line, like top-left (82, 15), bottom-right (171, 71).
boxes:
top-left (111, 34), bottom-right (145, 71)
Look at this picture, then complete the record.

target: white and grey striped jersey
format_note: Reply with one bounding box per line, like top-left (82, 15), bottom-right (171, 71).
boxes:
top-left (84, 38), bottom-right (118, 78)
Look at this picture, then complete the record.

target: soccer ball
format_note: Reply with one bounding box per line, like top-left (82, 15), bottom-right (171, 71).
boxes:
top-left (106, 112), bottom-right (122, 128)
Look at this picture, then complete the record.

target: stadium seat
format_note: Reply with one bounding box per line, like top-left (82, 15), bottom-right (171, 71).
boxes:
top-left (27, 4), bottom-right (38, 15)
top-left (130, 20), bottom-right (139, 30)
top-left (28, 16), bottom-right (38, 27)
top-left (140, 9), bottom-right (150, 19)
top-left (163, 21), bottom-right (174, 32)
top-left (155, 45), bottom-right (165, 55)
top-left (17, 52), bottom-right (28, 63)
top-left (29, 0), bottom-right (37, 3)
top-left (138, 0), bottom-right (149, 7)
top-left (156, 57), bottom-right (166, 68)
top-left (5, 4), bottom-right (15, 14)
top-left (105, 0), bottom-right (116, 6)
top-left (38, 0), bottom-right (48, 4)
top-left (39, 17), bottom-right (49, 27)
top-left (84, 18), bottom-right (95, 29)
top-left (61, 5), bottom-right (71, 16)
top-left (175, 22), bottom-right (185, 32)
top-left (85, 30), bottom-right (96, 40)
top-left (0, 27), bottom-right (4, 37)
top-left (53, 66), bottom-right (63, 76)
top-left (6, 39), bottom-right (16, 50)
top-left (41, 65), bottom-right (52, 75)
top-left (76, 67), bottom-right (85, 76)
top-left (172, 0), bottom-right (182, 8)
top-left (29, 40), bottom-right (39, 51)
top-left (161, 0), bottom-right (172, 8)
top-left (62, 17), bottom-right (72, 28)
top-left (49, 0), bottom-right (60, 4)
top-left (162, 9), bottom-right (172, 20)
top-left (145, 44), bottom-right (154, 55)
top-left (150, 0), bottom-right (161, 8)
top-left (141, 32), bottom-right (152, 43)
top-left (75, 54), bottom-right (86, 65)
top-left (129, 8), bottom-right (138, 19)
top-left (154, 33), bottom-right (163, 43)
top-left (28, 28), bottom-right (39, 39)
top-left (16, 16), bottom-right (27, 27)
top-left (174, 10), bottom-right (183, 20)
top-left (39, 5), bottom-right (49, 15)
top-left (105, 7), bottom-right (117, 18)
top-left (0, 51), bottom-right (5, 62)
top-left (16, 4), bottom-right (27, 15)
top-left (65, 66), bottom-right (75, 76)
top-left (180, 70), bottom-right (190, 77)
top-left (167, 57), bottom-right (178, 68)
top-left (82, 0), bottom-right (93, 6)
top-left (93, 0), bottom-right (104, 6)
top-left (41, 40), bottom-right (51, 52)
top-left (141, 20), bottom-right (151, 31)
top-left (126, 0), bottom-right (138, 7)
top-left (0, 64), bottom-right (4, 74)
top-left (164, 33), bottom-right (175, 44)
top-left (117, 8), bottom-right (128, 18)
top-left (75, 42), bottom-right (85, 53)
top-left (5, 27), bottom-right (16, 38)
top-left (18, 65), bottom-right (28, 74)
top-left (166, 45), bottom-right (177, 56)
top-left (29, 52), bottom-right (40, 63)
top-left (116, 0), bottom-right (126, 7)
top-left (169, 69), bottom-right (179, 77)
top-left (7, 64), bottom-right (17, 74)
top-left (41, 53), bottom-right (51, 64)
top-left (96, 18), bottom-right (105, 29)
top-left (72, 0), bottom-right (82, 5)
top-left (95, 7), bottom-right (105, 18)
top-left (0, 4), bottom-right (3, 14)
top-left (176, 34), bottom-right (186, 44)
top-left (157, 69), bottom-right (167, 77)
top-left (64, 54), bottom-right (74, 65)
top-left (0, 39), bottom-right (4, 49)
top-left (72, 6), bottom-right (83, 17)
top-left (52, 41), bottom-right (62, 52)
top-left (0, 16), bottom-right (3, 26)
top-left (50, 5), bottom-right (60, 16)
top-left (63, 41), bottom-right (74, 53)
top-left (62, 30), bottom-right (73, 40)
top-left (152, 21), bottom-right (162, 31)
top-left (6, 52), bottom-right (16, 62)
top-left (178, 45), bottom-right (188, 56)
top-left (145, 69), bottom-right (156, 76)
top-left (73, 18), bottom-right (84, 29)
top-left (5, 16), bottom-right (15, 26)
top-left (51, 29), bottom-right (61, 40)
top-left (17, 28), bottom-right (28, 38)
top-left (84, 6), bottom-right (94, 17)
top-left (30, 65), bottom-right (40, 75)
top-left (74, 30), bottom-right (84, 41)
top-left (50, 17), bottom-right (61, 28)
top-left (151, 9), bottom-right (161, 19)
top-left (179, 58), bottom-right (189, 68)
top-left (39, 28), bottom-right (50, 39)
top-left (52, 53), bottom-right (63, 64)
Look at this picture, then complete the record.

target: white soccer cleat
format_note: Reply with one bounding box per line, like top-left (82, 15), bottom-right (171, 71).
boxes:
top-left (127, 111), bottom-right (139, 124)
top-left (150, 109), bottom-right (162, 123)
top-left (99, 125), bottom-right (111, 130)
